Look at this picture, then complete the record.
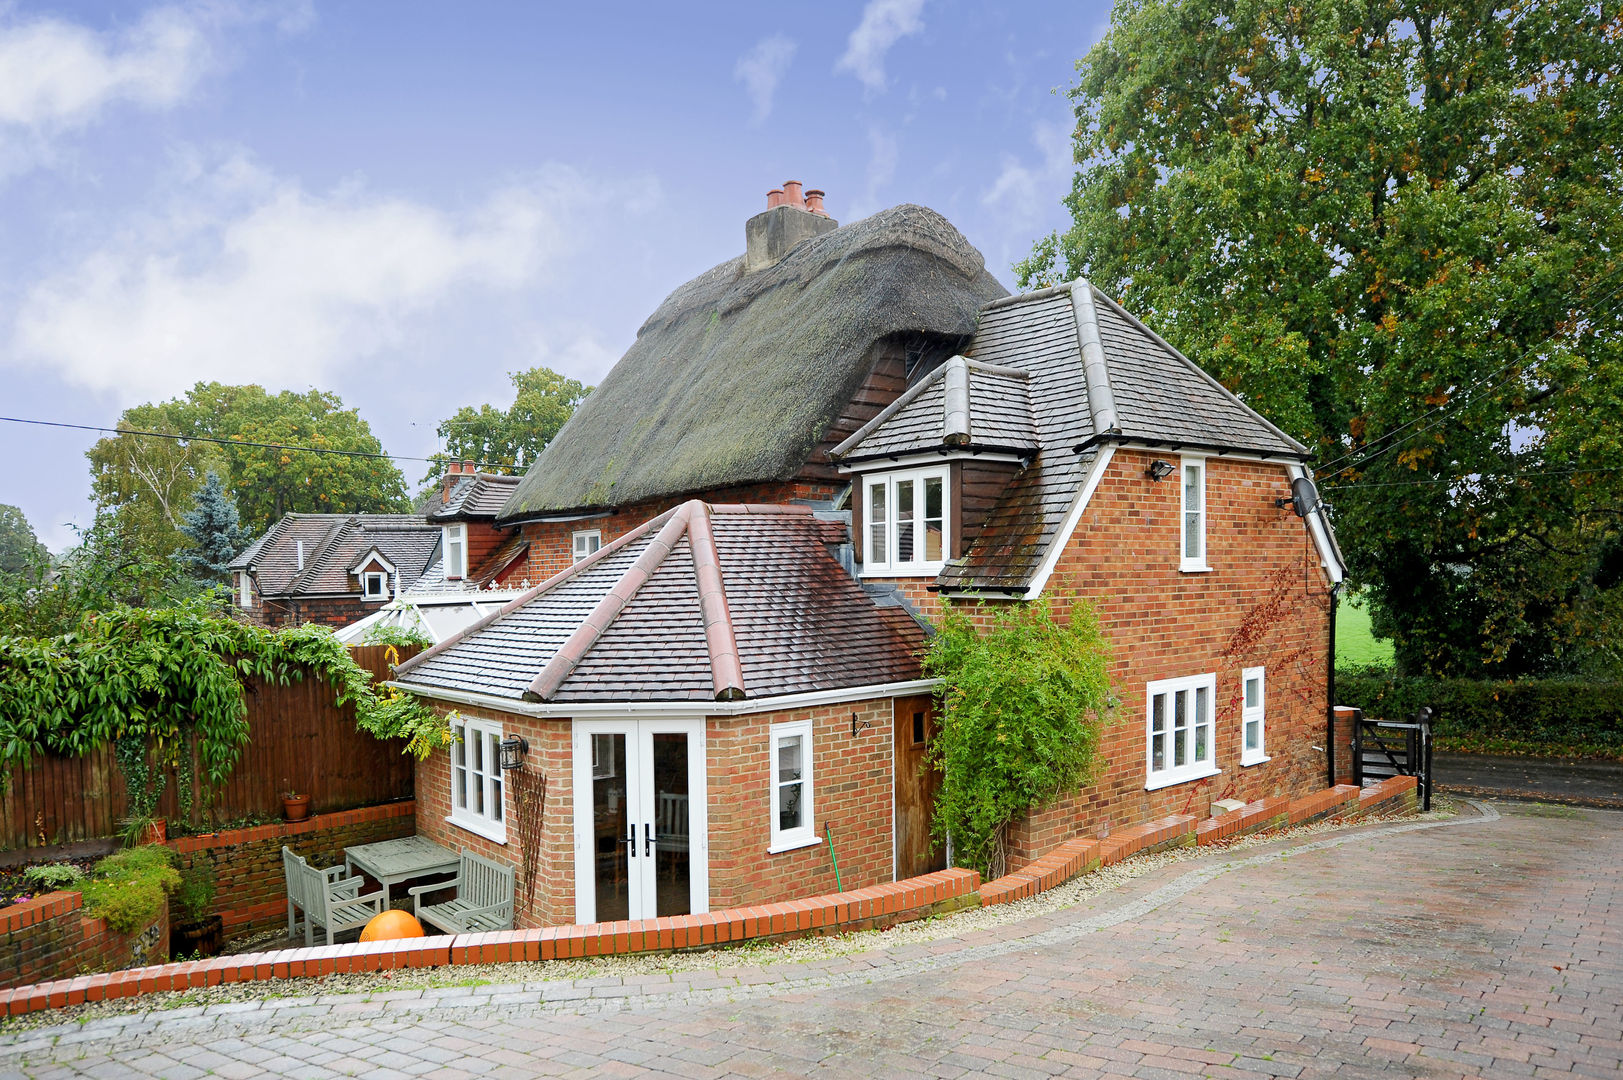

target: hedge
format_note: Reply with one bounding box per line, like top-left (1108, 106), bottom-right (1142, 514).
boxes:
top-left (1337, 671), bottom-right (1623, 759)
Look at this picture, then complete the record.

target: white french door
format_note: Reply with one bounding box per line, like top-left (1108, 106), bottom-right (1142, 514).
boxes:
top-left (572, 718), bottom-right (708, 924)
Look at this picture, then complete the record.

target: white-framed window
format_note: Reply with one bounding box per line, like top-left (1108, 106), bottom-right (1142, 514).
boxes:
top-left (1241, 666), bottom-right (1268, 765)
top-left (1146, 673), bottom-right (1220, 790)
top-left (448, 713), bottom-right (506, 843)
top-left (861, 466), bottom-right (948, 575)
top-left (572, 529), bottom-right (602, 563)
top-left (1180, 456), bottom-right (1207, 571)
top-left (236, 571), bottom-right (252, 609)
top-left (444, 524), bottom-right (467, 579)
top-left (768, 719), bottom-right (816, 852)
top-left (361, 571), bottom-right (389, 599)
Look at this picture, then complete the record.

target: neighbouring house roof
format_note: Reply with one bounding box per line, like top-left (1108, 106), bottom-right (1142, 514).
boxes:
top-left (923, 280), bottom-right (1311, 595)
top-left (426, 473), bottom-right (522, 523)
top-left (829, 354), bottom-right (1038, 463)
top-left (394, 501), bottom-right (926, 704)
top-left (228, 514), bottom-right (441, 598)
top-left (407, 532), bottom-right (534, 595)
top-left (334, 591), bottom-right (529, 645)
top-left (496, 204), bottom-right (1008, 523)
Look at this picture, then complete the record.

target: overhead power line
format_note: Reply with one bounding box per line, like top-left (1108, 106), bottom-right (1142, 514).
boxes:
top-left (0, 415), bottom-right (515, 473)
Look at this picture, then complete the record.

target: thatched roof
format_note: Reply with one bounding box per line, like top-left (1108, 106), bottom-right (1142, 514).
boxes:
top-left (498, 204), bottom-right (1008, 522)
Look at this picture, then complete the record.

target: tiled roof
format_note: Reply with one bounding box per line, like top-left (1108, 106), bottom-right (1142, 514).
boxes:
top-left (934, 281), bottom-right (1308, 594)
top-left (395, 502), bottom-right (925, 704)
top-left (407, 533), bottom-right (534, 595)
top-left (829, 355), bottom-right (1037, 462)
top-left (427, 473), bottom-right (522, 522)
top-left (227, 514), bottom-right (441, 598)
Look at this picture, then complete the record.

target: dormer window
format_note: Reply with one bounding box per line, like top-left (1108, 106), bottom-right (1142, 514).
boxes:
top-left (861, 466), bottom-right (948, 576)
top-left (444, 524), bottom-right (467, 580)
top-left (572, 529), bottom-right (601, 563)
top-left (361, 571), bottom-right (389, 599)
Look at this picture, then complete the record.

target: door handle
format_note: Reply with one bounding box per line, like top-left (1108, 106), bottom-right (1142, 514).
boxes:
top-left (644, 822), bottom-right (654, 857)
top-left (624, 828), bottom-right (637, 855)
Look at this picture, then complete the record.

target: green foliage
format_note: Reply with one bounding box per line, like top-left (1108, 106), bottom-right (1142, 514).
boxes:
top-left (1031, 0), bottom-right (1623, 677)
top-left (1337, 670), bottom-right (1623, 760)
top-left (0, 505), bottom-right (48, 578)
top-left (174, 860), bottom-right (217, 924)
top-left (360, 622), bottom-right (433, 649)
top-left (86, 382), bottom-right (410, 558)
top-left (1335, 596), bottom-right (1395, 668)
top-left (80, 846), bottom-right (181, 935)
top-left (426, 366), bottom-right (591, 483)
top-left (0, 606), bottom-right (449, 803)
top-left (175, 472), bottom-right (252, 584)
top-left (22, 863), bottom-right (84, 890)
top-left (924, 598), bottom-right (1114, 879)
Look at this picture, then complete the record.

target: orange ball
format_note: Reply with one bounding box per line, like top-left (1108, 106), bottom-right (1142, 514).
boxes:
top-left (360, 909), bottom-right (425, 942)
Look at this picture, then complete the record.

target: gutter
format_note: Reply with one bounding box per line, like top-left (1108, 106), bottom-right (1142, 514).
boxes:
top-left (387, 678), bottom-right (944, 719)
top-left (1072, 430), bottom-right (1313, 462)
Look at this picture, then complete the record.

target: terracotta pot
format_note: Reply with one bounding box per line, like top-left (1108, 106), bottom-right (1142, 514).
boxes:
top-left (143, 818), bottom-right (168, 845)
top-left (281, 794), bottom-right (311, 821)
top-left (171, 914), bottom-right (223, 960)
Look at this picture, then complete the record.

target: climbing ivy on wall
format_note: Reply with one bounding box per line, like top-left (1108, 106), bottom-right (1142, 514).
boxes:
top-left (0, 604), bottom-right (448, 798)
top-left (924, 597), bottom-right (1115, 880)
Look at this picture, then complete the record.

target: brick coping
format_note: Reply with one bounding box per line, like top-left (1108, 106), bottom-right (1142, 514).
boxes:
top-left (0, 891), bottom-right (83, 937)
top-left (167, 800), bottom-right (414, 855)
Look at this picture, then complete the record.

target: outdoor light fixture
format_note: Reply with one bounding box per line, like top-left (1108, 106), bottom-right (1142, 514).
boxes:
top-left (1147, 459), bottom-right (1175, 482)
top-left (499, 735), bottom-right (529, 770)
top-left (1275, 476), bottom-right (1323, 518)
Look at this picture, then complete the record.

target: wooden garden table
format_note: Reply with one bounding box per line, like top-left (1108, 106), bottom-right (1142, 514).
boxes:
top-left (343, 835), bottom-right (461, 910)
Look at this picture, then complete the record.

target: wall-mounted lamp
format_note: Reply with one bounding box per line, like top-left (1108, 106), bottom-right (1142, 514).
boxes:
top-left (499, 735), bottom-right (529, 770)
top-left (1147, 459), bottom-right (1175, 482)
top-left (1274, 476), bottom-right (1323, 518)
top-left (850, 711), bottom-right (871, 739)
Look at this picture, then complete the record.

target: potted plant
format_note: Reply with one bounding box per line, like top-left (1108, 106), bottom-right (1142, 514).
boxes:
top-left (170, 861), bottom-right (223, 959)
top-left (117, 812), bottom-right (167, 847)
top-left (280, 780), bottom-right (310, 821)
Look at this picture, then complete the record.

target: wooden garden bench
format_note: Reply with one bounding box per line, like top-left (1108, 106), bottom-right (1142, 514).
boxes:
top-left (409, 848), bottom-right (515, 934)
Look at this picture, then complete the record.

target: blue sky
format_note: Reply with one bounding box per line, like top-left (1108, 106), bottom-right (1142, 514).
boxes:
top-left (0, 0), bottom-right (1110, 551)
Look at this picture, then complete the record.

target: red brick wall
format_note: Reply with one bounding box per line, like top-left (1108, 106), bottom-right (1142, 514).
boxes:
top-left (168, 802), bottom-right (415, 940)
top-left (414, 695), bottom-right (898, 926)
top-left (249, 594), bottom-right (386, 629)
top-left (1, 888), bottom-right (169, 990)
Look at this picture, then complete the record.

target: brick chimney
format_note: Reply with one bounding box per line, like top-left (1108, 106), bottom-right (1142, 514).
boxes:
top-left (744, 181), bottom-right (839, 273)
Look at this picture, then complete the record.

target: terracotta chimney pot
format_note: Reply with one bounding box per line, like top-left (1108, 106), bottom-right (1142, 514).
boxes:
top-left (782, 180), bottom-right (805, 208)
top-left (766, 187), bottom-right (786, 209)
top-left (805, 189), bottom-right (827, 217)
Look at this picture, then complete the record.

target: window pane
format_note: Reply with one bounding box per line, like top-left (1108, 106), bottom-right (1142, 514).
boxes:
top-left (1245, 718), bottom-right (1260, 751)
top-left (1183, 464), bottom-right (1202, 560)
top-left (777, 735), bottom-right (802, 783)
top-left (924, 476), bottom-right (943, 561)
top-left (1194, 686), bottom-right (1210, 763)
top-left (895, 479), bottom-right (915, 562)
top-left (1173, 690), bottom-right (1187, 767)
top-left (1183, 464), bottom-right (1201, 510)
top-left (868, 484), bottom-right (887, 564)
top-left (1245, 676), bottom-right (1260, 709)
top-left (779, 780), bottom-right (802, 830)
top-left (453, 765), bottom-right (466, 809)
top-left (1151, 693), bottom-right (1166, 772)
top-left (1185, 512), bottom-right (1201, 559)
top-left (490, 775), bottom-right (502, 822)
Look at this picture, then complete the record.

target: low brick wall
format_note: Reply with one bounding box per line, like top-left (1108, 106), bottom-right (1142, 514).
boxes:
top-left (1, 889), bottom-right (169, 991)
top-left (168, 802), bottom-right (415, 941)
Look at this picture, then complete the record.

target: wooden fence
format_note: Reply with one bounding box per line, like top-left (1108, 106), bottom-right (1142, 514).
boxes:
top-left (0, 645), bottom-right (420, 854)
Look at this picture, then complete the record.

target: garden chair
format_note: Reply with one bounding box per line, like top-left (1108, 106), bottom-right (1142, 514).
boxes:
top-left (281, 845), bottom-right (351, 939)
top-left (409, 848), bottom-right (515, 934)
top-left (285, 848), bottom-right (385, 946)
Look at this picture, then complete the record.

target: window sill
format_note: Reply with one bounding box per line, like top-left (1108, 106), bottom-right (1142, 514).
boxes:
top-left (768, 832), bottom-right (822, 855)
top-left (1178, 564), bottom-right (1213, 575)
top-left (1144, 764), bottom-right (1221, 792)
top-left (446, 813), bottom-right (507, 846)
top-left (1240, 753), bottom-right (1271, 768)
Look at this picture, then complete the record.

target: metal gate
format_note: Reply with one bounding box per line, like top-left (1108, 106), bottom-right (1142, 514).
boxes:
top-left (1351, 706), bottom-right (1434, 811)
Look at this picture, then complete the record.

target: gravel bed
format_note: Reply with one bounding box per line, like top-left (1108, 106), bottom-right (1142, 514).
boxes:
top-left (0, 800), bottom-right (1455, 1034)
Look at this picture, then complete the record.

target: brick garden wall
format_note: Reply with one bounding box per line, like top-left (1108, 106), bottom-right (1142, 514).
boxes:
top-left (167, 802), bottom-right (415, 941)
top-left (1, 889), bottom-right (168, 990)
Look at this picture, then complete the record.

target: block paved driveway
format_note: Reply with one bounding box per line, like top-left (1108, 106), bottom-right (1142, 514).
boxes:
top-left (3, 800), bottom-right (1619, 1079)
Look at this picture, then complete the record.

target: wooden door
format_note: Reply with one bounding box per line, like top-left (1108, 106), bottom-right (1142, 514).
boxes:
top-left (893, 694), bottom-right (946, 878)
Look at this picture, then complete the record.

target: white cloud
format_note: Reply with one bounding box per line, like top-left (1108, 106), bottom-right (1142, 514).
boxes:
top-left (835, 0), bottom-right (925, 94)
top-left (982, 117), bottom-right (1074, 234)
top-left (7, 154), bottom-right (618, 400)
top-left (733, 34), bottom-right (796, 126)
top-left (857, 125), bottom-right (899, 216)
top-left (0, 2), bottom-right (308, 175)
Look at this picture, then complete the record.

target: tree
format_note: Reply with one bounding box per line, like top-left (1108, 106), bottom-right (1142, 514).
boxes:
top-left (1024, 0), bottom-right (1623, 676)
top-left (176, 473), bottom-right (252, 584)
top-left (0, 505), bottom-right (47, 579)
top-left (426, 367), bottom-right (591, 482)
top-left (87, 383), bottom-right (412, 550)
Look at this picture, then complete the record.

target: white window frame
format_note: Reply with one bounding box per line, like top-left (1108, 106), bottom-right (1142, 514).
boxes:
top-left (572, 529), bottom-right (602, 563)
top-left (361, 570), bottom-right (389, 599)
top-left (1241, 666), bottom-right (1268, 766)
top-left (768, 719), bottom-right (817, 853)
top-left (444, 524), bottom-right (467, 580)
top-left (860, 465), bottom-right (950, 576)
top-left (1180, 455), bottom-right (1209, 572)
top-left (1145, 673), bottom-right (1221, 790)
top-left (237, 571), bottom-right (252, 609)
top-left (447, 713), bottom-right (507, 844)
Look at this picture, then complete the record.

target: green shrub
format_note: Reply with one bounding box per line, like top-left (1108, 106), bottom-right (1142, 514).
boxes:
top-left (22, 863), bottom-right (83, 890)
top-left (80, 846), bottom-right (181, 935)
top-left (1337, 671), bottom-right (1623, 759)
top-left (173, 861), bottom-right (217, 924)
top-left (926, 597), bottom-right (1114, 879)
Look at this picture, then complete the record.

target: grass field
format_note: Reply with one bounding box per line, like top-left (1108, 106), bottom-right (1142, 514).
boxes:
top-left (1336, 596), bottom-right (1395, 668)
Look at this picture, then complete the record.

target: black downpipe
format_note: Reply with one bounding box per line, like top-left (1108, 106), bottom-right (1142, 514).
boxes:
top-left (1326, 582), bottom-right (1342, 789)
